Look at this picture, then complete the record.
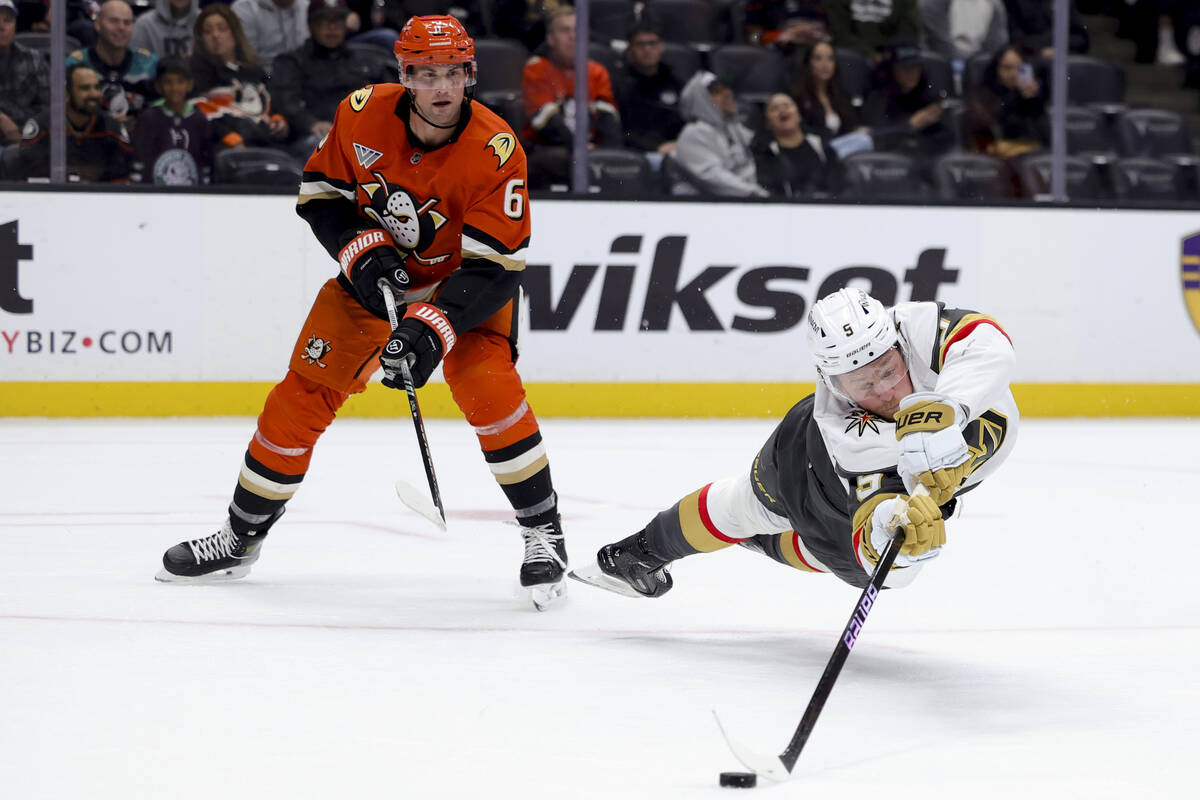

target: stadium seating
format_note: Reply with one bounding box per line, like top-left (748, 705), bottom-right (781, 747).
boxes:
top-left (1066, 105), bottom-right (1119, 162)
top-left (1113, 108), bottom-right (1193, 159)
top-left (642, 0), bottom-right (721, 45)
top-left (834, 48), bottom-right (871, 105)
top-left (585, 0), bottom-right (638, 44)
top-left (659, 42), bottom-right (703, 87)
top-left (841, 152), bottom-right (924, 200)
top-left (708, 44), bottom-right (788, 105)
top-left (213, 147), bottom-right (304, 186)
top-left (586, 148), bottom-right (656, 198)
top-left (1066, 55), bottom-right (1126, 105)
top-left (932, 152), bottom-right (1015, 200)
top-left (1109, 157), bottom-right (1183, 202)
top-left (472, 38), bottom-right (528, 132)
top-left (1016, 153), bottom-right (1106, 200)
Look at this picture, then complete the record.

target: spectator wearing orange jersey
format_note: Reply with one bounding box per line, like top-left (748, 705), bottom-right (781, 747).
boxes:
top-left (521, 6), bottom-right (622, 188)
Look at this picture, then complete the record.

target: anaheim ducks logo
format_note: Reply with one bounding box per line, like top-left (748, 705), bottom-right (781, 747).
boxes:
top-left (301, 335), bottom-right (332, 368)
top-left (349, 86), bottom-right (373, 112)
top-left (486, 132), bottom-right (516, 169)
top-left (358, 172), bottom-right (451, 265)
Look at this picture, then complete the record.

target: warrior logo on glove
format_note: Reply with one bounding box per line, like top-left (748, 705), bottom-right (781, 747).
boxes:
top-left (358, 172), bottom-right (450, 268)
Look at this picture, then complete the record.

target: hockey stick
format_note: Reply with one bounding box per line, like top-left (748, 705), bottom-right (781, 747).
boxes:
top-left (714, 485), bottom-right (928, 784)
top-left (378, 280), bottom-right (447, 531)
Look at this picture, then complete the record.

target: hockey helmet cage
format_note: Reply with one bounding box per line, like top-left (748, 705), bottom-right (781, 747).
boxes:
top-left (806, 287), bottom-right (900, 385)
top-left (395, 15), bottom-right (477, 87)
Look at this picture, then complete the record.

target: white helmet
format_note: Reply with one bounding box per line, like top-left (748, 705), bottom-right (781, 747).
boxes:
top-left (806, 288), bottom-right (899, 383)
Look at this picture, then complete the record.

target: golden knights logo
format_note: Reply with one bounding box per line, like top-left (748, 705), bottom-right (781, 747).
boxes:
top-left (358, 172), bottom-right (450, 266)
top-left (844, 408), bottom-right (884, 436)
top-left (1183, 231), bottom-right (1200, 336)
top-left (301, 335), bottom-right (332, 368)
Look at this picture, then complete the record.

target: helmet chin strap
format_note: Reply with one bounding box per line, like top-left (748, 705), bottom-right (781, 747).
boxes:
top-left (408, 95), bottom-right (461, 129)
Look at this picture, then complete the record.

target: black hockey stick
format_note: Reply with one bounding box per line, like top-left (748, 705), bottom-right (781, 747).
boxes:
top-left (714, 486), bottom-right (926, 783)
top-left (378, 280), bottom-right (447, 530)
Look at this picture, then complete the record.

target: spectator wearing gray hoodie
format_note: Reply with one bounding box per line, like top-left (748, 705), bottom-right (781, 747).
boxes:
top-left (132, 0), bottom-right (200, 58)
top-left (232, 0), bottom-right (310, 72)
top-left (669, 71), bottom-right (769, 198)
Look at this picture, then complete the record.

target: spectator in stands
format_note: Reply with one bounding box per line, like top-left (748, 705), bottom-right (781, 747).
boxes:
top-left (0, 0), bottom-right (49, 148)
top-left (27, 1), bottom-right (100, 47)
top-left (9, 63), bottom-right (132, 182)
top-left (790, 40), bottom-right (864, 140)
top-left (752, 91), bottom-right (844, 197)
top-left (66, 0), bottom-right (159, 128)
top-left (131, 56), bottom-right (213, 183)
top-left (825, 0), bottom-right (922, 61)
top-left (962, 43), bottom-right (1047, 158)
top-left (232, 0), bottom-right (309, 72)
top-left (347, 0), bottom-right (485, 45)
top-left (522, 6), bottom-right (622, 188)
top-left (613, 22), bottom-right (682, 155)
top-left (270, 0), bottom-right (392, 157)
top-left (919, 0), bottom-right (1008, 62)
top-left (191, 2), bottom-right (289, 149)
top-left (670, 71), bottom-right (768, 197)
top-left (862, 39), bottom-right (954, 160)
top-left (132, 0), bottom-right (200, 58)
top-left (1002, 0), bottom-right (1088, 59)
top-left (744, 0), bottom-right (829, 47)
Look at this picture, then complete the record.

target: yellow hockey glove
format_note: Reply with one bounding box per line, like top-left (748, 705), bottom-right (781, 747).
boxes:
top-left (895, 393), bottom-right (972, 505)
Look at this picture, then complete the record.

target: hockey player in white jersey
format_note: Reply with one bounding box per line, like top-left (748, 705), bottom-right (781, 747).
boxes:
top-left (572, 287), bottom-right (1019, 596)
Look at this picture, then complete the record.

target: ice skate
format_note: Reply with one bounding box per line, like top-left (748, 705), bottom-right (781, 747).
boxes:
top-left (155, 510), bottom-right (282, 583)
top-left (519, 515), bottom-right (568, 610)
top-left (570, 531), bottom-right (673, 599)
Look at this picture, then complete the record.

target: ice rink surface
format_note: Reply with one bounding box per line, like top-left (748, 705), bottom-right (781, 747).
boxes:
top-left (1, 415), bottom-right (1197, 799)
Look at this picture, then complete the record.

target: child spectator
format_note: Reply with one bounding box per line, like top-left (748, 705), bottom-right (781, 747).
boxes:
top-left (190, 3), bottom-right (288, 149)
top-left (752, 91), bottom-right (844, 198)
top-left (132, 57), bottom-right (214, 184)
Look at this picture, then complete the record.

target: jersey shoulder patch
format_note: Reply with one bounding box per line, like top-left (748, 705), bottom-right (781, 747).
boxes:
top-left (349, 85), bottom-right (374, 112)
top-left (486, 132), bottom-right (517, 169)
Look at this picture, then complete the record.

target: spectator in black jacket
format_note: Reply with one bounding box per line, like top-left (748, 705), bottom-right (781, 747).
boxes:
top-left (862, 39), bottom-right (954, 162)
top-left (190, 3), bottom-right (289, 150)
top-left (270, 0), bottom-right (393, 157)
top-left (790, 40), bottom-right (864, 140)
top-left (962, 44), bottom-right (1047, 158)
top-left (752, 92), bottom-right (844, 198)
top-left (613, 23), bottom-right (683, 155)
top-left (0, 0), bottom-right (49, 148)
top-left (9, 63), bottom-right (133, 183)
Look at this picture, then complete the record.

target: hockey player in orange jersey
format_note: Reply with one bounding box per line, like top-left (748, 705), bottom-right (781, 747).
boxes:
top-left (156, 15), bottom-right (570, 610)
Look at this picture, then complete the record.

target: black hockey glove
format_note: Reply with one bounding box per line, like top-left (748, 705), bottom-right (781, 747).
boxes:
top-left (338, 229), bottom-right (410, 317)
top-left (380, 302), bottom-right (457, 389)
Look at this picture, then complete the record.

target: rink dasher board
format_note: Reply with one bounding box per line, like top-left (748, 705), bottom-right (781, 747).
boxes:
top-left (1, 192), bottom-right (1198, 416)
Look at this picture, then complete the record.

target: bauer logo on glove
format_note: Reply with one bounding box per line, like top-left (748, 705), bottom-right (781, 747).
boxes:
top-left (895, 392), bottom-right (972, 505)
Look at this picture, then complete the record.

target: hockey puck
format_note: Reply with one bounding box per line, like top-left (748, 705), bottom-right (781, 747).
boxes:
top-left (718, 771), bottom-right (757, 788)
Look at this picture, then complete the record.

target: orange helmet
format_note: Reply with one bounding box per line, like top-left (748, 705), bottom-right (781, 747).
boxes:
top-left (395, 15), bottom-right (476, 86)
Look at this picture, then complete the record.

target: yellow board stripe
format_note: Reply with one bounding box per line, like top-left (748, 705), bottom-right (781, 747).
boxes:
top-left (0, 382), bottom-right (1198, 417)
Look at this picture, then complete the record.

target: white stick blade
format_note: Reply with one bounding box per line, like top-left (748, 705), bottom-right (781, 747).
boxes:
top-left (394, 480), bottom-right (446, 530)
top-left (712, 710), bottom-right (792, 783)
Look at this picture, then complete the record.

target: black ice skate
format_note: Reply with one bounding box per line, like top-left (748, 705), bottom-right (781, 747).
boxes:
top-left (155, 509), bottom-right (283, 583)
top-left (519, 515), bottom-right (568, 611)
top-left (569, 531), bottom-right (673, 599)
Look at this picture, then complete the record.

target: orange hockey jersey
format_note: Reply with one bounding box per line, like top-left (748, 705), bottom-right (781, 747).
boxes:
top-left (521, 55), bottom-right (617, 143)
top-left (297, 83), bottom-right (531, 328)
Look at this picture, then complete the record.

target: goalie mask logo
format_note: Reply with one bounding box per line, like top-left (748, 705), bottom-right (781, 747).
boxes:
top-left (1183, 231), bottom-right (1200, 336)
top-left (301, 335), bottom-right (332, 368)
top-left (358, 173), bottom-right (450, 265)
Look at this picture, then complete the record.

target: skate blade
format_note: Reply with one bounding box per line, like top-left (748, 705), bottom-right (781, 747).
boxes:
top-left (154, 565), bottom-right (252, 583)
top-left (528, 577), bottom-right (567, 611)
top-left (567, 563), bottom-right (646, 599)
